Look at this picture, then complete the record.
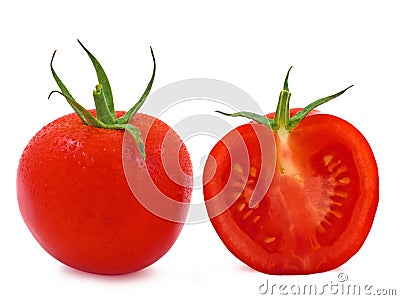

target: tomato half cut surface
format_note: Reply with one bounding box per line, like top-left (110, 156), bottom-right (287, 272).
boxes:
top-left (203, 70), bottom-right (379, 275)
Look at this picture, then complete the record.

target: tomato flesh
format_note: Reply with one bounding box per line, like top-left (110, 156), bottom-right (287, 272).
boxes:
top-left (203, 113), bottom-right (378, 274)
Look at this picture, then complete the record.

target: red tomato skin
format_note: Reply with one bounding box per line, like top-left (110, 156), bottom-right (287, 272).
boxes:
top-left (17, 111), bottom-right (192, 275)
top-left (203, 110), bottom-right (378, 275)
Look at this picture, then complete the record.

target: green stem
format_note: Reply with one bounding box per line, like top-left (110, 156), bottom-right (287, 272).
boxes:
top-left (273, 90), bottom-right (291, 131)
top-left (93, 84), bottom-right (115, 124)
top-left (273, 67), bottom-right (292, 131)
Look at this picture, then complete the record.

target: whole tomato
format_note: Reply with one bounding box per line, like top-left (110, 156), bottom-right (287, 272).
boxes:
top-left (17, 41), bottom-right (193, 275)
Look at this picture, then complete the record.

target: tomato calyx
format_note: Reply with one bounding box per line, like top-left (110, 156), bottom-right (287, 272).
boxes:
top-left (48, 40), bottom-right (156, 160)
top-left (216, 67), bottom-right (353, 135)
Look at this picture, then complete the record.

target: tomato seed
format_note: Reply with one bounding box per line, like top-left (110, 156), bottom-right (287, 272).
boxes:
top-left (242, 210), bottom-right (253, 220)
top-left (327, 161), bottom-right (337, 173)
top-left (249, 166), bottom-right (257, 177)
top-left (334, 191), bottom-right (348, 198)
top-left (338, 177), bottom-right (350, 184)
top-left (264, 237), bottom-right (276, 243)
top-left (236, 203), bottom-right (245, 212)
top-left (234, 164), bottom-right (243, 173)
top-left (323, 154), bottom-right (334, 166)
top-left (335, 165), bottom-right (348, 176)
top-left (329, 210), bottom-right (343, 218)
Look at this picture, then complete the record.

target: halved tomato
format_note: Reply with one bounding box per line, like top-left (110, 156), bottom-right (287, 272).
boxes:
top-left (203, 69), bottom-right (378, 274)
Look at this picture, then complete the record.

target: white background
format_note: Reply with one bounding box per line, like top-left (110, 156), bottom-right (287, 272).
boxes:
top-left (1, 0), bottom-right (399, 299)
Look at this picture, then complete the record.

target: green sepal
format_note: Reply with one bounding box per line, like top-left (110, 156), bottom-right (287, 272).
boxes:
top-left (217, 67), bottom-right (353, 133)
top-left (93, 84), bottom-right (115, 124)
top-left (49, 41), bottom-right (155, 160)
top-left (50, 51), bottom-right (91, 124)
top-left (117, 47), bottom-right (156, 124)
top-left (121, 124), bottom-right (146, 160)
top-left (48, 90), bottom-right (106, 128)
top-left (78, 39), bottom-right (115, 119)
top-left (215, 110), bottom-right (273, 128)
top-left (289, 85), bottom-right (353, 129)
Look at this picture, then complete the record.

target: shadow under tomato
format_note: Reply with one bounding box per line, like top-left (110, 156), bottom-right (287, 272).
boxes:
top-left (59, 263), bottom-right (158, 282)
top-left (235, 263), bottom-right (350, 277)
top-left (236, 264), bottom-right (257, 274)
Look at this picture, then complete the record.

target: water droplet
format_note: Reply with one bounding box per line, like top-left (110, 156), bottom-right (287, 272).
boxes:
top-left (68, 143), bottom-right (77, 152)
top-left (84, 154), bottom-right (95, 167)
